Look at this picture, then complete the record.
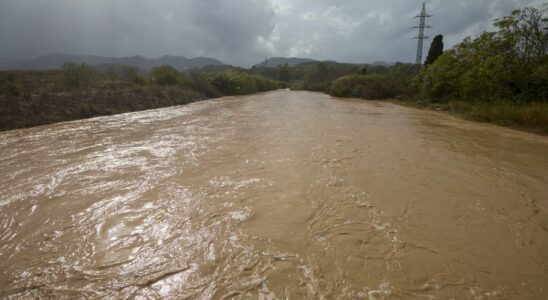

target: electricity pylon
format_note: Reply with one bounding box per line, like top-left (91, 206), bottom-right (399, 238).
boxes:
top-left (412, 2), bottom-right (432, 65)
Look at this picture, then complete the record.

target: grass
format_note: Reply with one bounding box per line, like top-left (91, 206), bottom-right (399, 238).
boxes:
top-left (391, 98), bottom-right (548, 135)
top-left (0, 68), bottom-right (282, 132)
top-left (446, 100), bottom-right (548, 135)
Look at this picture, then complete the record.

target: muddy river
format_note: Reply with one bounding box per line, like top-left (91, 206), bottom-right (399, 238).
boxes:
top-left (1, 90), bottom-right (547, 299)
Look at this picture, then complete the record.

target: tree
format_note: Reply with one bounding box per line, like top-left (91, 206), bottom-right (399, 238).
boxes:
top-left (425, 35), bottom-right (444, 65)
top-left (277, 63), bottom-right (290, 82)
top-left (315, 62), bottom-right (329, 82)
top-left (150, 65), bottom-right (180, 85)
top-left (416, 6), bottom-right (547, 103)
top-left (494, 5), bottom-right (547, 62)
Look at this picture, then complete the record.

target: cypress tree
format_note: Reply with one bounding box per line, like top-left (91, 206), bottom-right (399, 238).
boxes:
top-left (425, 35), bottom-right (444, 65)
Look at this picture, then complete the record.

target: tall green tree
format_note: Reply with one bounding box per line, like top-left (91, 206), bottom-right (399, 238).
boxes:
top-left (311, 62), bottom-right (330, 82)
top-left (277, 63), bottom-right (290, 82)
top-left (494, 5), bottom-right (548, 62)
top-left (417, 5), bottom-right (547, 102)
top-left (425, 35), bottom-right (444, 65)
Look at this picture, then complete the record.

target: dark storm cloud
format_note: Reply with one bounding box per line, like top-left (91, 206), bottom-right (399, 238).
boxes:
top-left (0, 0), bottom-right (543, 66)
top-left (0, 0), bottom-right (275, 65)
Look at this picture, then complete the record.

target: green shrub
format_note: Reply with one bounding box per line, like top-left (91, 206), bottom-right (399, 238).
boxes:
top-left (61, 63), bottom-right (95, 89)
top-left (415, 6), bottom-right (548, 104)
top-left (188, 72), bottom-right (221, 98)
top-left (447, 100), bottom-right (548, 134)
top-left (289, 80), bottom-right (307, 90)
top-left (150, 65), bottom-right (189, 86)
top-left (117, 66), bottom-right (147, 85)
top-left (331, 74), bottom-right (395, 99)
top-left (208, 70), bottom-right (279, 95)
top-left (0, 79), bottom-right (20, 96)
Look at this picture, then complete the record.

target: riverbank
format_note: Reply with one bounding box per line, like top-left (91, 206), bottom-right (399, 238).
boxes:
top-left (0, 67), bottom-right (282, 131)
top-left (0, 86), bottom-right (208, 131)
top-left (388, 98), bottom-right (548, 136)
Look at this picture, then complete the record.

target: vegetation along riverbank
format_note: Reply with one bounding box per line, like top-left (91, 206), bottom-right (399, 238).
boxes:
top-left (1, 6), bottom-right (546, 134)
top-left (256, 6), bottom-right (548, 135)
top-left (0, 65), bottom-right (281, 131)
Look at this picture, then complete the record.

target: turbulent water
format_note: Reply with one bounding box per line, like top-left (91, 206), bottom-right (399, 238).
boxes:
top-left (1, 90), bottom-right (547, 299)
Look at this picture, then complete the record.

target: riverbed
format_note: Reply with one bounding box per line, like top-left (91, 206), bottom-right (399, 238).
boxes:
top-left (1, 90), bottom-right (547, 299)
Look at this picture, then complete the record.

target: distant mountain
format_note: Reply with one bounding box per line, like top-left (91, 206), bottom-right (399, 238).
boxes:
top-left (371, 61), bottom-right (395, 66)
top-left (253, 57), bottom-right (317, 68)
top-left (0, 58), bottom-right (25, 70)
top-left (0, 53), bottom-right (225, 71)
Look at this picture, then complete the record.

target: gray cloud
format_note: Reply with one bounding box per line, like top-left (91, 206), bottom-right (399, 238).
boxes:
top-left (0, 0), bottom-right (543, 66)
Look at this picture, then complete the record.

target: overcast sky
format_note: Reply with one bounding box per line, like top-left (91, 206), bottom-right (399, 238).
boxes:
top-left (0, 0), bottom-right (544, 66)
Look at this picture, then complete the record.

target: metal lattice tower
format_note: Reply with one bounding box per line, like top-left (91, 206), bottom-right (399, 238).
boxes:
top-left (412, 2), bottom-right (432, 65)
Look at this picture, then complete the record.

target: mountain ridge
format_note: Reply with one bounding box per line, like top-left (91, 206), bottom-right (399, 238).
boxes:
top-left (252, 57), bottom-right (317, 68)
top-left (0, 53), bottom-right (225, 71)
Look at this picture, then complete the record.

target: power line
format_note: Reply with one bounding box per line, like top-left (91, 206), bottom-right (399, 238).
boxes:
top-left (412, 2), bottom-right (432, 65)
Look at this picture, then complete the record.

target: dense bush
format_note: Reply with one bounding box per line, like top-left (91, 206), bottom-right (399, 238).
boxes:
top-left (0, 65), bottom-right (282, 131)
top-left (255, 59), bottom-right (416, 98)
top-left (415, 6), bottom-right (547, 103)
top-left (289, 80), bottom-right (307, 90)
top-left (119, 66), bottom-right (148, 85)
top-left (150, 65), bottom-right (192, 86)
top-left (61, 63), bottom-right (96, 89)
top-left (0, 73), bottom-right (20, 96)
top-left (330, 64), bottom-right (416, 100)
top-left (208, 70), bottom-right (279, 95)
top-left (332, 75), bottom-right (394, 99)
top-left (0, 81), bottom-right (20, 96)
top-left (188, 72), bottom-right (221, 98)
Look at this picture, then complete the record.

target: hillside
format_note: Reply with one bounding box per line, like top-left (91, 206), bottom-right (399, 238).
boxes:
top-left (253, 57), bottom-right (316, 68)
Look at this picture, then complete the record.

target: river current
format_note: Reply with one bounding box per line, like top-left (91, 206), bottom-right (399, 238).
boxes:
top-left (1, 90), bottom-right (547, 299)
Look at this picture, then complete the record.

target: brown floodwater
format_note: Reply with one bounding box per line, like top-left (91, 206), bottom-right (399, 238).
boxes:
top-left (1, 90), bottom-right (547, 299)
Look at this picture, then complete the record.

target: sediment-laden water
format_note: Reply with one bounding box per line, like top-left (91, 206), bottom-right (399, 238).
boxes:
top-left (1, 90), bottom-right (547, 299)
